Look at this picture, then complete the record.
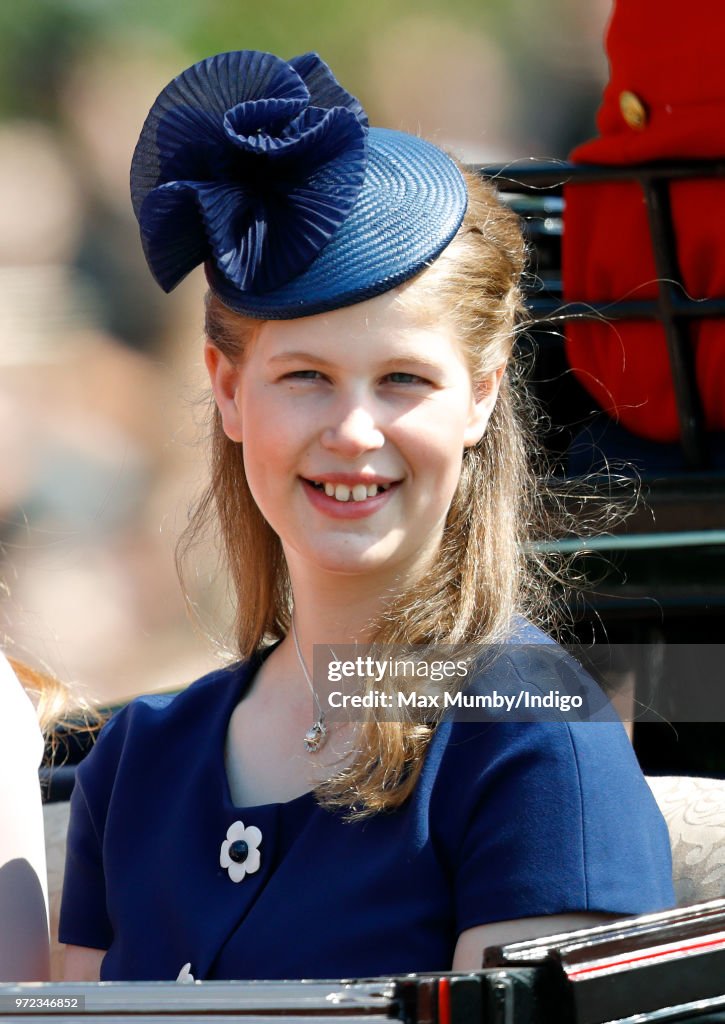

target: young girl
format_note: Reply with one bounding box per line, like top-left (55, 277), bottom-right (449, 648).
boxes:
top-left (59, 49), bottom-right (673, 982)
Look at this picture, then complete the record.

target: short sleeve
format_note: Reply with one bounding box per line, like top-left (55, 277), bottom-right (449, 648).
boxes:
top-left (58, 709), bottom-right (129, 951)
top-left (57, 674), bottom-right (237, 967)
top-left (59, 770), bottom-right (113, 949)
top-left (439, 720), bottom-right (674, 935)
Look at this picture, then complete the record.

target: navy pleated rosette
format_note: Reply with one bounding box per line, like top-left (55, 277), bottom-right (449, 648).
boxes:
top-left (131, 50), bottom-right (468, 319)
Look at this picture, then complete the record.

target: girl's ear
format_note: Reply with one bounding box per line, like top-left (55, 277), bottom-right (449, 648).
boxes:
top-left (463, 364), bottom-right (506, 448)
top-left (204, 341), bottom-right (244, 443)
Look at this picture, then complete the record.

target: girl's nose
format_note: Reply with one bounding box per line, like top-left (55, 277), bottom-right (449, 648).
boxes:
top-left (320, 403), bottom-right (385, 457)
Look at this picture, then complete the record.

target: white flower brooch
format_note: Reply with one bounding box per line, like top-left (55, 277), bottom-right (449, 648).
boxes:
top-left (219, 820), bottom-right (262, 883)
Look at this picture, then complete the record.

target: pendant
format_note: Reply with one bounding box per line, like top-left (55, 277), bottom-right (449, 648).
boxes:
top-left (303, 716), bottom-right (327, 753)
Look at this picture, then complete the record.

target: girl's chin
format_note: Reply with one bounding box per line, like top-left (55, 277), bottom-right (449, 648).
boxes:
top-left (284, 535), bottom-right (411, 578)
top-left (305, 548), bottom-right (397, 576)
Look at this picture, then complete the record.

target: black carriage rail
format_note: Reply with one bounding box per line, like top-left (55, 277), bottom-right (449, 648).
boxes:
top-left (485, 898), bottom-right (725, 1023)
top-left (2, 901), bottom-right (724, 1024)
top-left (475, 158), bottom-right (725, 472)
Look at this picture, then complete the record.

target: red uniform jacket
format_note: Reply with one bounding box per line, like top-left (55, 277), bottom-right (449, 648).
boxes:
top-left (563, 0), bottom-right (725, 442)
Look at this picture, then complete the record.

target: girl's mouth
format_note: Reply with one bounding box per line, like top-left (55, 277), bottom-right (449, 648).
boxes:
top-left (300, 477), bottom-right (401, 517)
top-left (305, 479), bottom-right (394, 503)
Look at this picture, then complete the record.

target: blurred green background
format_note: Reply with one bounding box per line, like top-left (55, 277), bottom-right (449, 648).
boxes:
top-left (0, 0), bottom-right (609, 153)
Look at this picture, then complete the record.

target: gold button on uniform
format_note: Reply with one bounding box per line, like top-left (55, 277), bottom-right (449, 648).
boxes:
top-left (619, 90), bottom-right (648, 130)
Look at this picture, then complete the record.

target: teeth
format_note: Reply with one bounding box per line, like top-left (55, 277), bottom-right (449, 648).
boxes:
top-left (314, 480), bottom-right (393, 502)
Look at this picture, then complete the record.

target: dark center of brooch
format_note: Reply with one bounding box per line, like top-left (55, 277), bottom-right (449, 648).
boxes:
top-left (229, 839), bottom-right (249, 863)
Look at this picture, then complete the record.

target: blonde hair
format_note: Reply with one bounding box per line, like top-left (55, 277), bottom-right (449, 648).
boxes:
top-left (7, 657), bottom-right (75, 737)
top-left (180, 169), bottom-right (559, 817)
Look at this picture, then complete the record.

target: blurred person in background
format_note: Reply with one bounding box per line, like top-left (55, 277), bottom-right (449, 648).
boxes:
top-left (563, 0), bottom-right (725, 451)
top-left (0, 111), bottom-right (214, 706)
top-left (0, 653), bottom-right (72, 980)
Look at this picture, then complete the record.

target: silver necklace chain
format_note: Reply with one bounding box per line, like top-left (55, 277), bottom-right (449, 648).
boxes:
top-left (291, 611), bottom-right (328, 753)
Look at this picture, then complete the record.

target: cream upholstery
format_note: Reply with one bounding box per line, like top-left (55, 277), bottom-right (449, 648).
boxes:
top-left (43, 801), bottom-right (71, 979)
top-left (646, 775), bottom-right (725, 906)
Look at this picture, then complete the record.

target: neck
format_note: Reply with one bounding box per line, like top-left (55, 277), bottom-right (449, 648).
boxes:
top-left (265, 535), bottom-right (444, 706)
top-left (280, 552), bottom-right (438, 691)
top-left (283, 523), bottom-right (444, 647)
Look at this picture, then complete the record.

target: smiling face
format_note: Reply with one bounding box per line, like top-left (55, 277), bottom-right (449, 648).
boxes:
top-left (205, 288), bottom-right (503, 586)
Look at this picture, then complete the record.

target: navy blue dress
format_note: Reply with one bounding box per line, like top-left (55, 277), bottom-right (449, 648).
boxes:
top-left (59, 637), bottom-right (674, 981)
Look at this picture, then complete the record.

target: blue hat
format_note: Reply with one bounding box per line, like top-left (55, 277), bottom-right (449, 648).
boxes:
top-left (131, 50), bottom-right (467, 319)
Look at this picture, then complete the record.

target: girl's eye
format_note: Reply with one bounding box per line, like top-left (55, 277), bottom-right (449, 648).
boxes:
top-left (385, 372), bottom-right (427, 384)
top-left (285, 370), bottom-right (323, 380)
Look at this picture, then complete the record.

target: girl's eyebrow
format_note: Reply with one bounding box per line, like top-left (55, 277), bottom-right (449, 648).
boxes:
top-left (267, 350), bottom-right (444, 372)
top-left (267, 350), bottom-right (336, 367)
top-left (377, 355), bottom-right (443, 373)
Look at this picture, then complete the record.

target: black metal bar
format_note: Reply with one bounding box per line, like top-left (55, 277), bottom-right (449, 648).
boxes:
top-left (477, 159), bottom-right (725, 189)
top-left (487, 898), bottom-right (725, 967)
top-left (473, 158), bottom-right (724, 470)
top-left (640, 177), bottom-right (709, 469)
top-left (526, 296), bottom-right (725, 321)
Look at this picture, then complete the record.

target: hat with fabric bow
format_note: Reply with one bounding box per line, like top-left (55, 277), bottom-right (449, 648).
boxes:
top-left (130, 50), bottom-right (467, 319)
